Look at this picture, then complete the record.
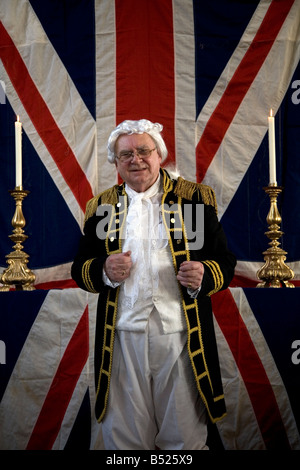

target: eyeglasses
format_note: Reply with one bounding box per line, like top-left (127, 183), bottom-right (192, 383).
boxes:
top-left (115, 147), bottom-right (157, 163)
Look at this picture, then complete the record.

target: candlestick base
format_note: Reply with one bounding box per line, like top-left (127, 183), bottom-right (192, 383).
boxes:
top-left (256, 185), bottom-right (294, 288)
top-left (0, 188), bottom-right (35, 291)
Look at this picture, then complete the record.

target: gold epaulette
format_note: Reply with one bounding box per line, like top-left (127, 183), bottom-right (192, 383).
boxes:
top-left (84, 195), bottom-right (100, 224)
top-left (174, 177), bottom-right (218, 215)
top-left (84, 186), bottom-right (120, 224)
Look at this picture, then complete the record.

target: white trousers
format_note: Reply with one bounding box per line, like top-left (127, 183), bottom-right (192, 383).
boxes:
top-left (102, 308), bottom-right (208, 450)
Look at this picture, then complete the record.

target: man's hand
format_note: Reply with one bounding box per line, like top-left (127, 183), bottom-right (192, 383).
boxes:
top-left (177, 261), bottom-right (204, 291)
top-left (104, 251), bottom-right (133, 283)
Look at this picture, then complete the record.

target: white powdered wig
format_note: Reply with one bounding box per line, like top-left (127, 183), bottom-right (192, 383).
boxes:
top-left (107, 119), bottom-right (168, 163)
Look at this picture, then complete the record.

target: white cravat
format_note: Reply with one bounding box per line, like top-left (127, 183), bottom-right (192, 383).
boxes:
top-left (121, 176), bottom-right (166, 308)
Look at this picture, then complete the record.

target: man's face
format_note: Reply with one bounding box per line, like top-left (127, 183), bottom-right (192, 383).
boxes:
top-left (115, 133), bottom-right (162, 192)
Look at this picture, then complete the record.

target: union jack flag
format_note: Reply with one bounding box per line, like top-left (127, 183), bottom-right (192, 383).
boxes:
top-left (0, 0), bottom-right (300, 450)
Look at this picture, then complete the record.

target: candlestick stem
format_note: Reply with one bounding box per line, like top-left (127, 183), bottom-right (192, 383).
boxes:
top-left (0, 188), bottom-right (35, 291)
top-left (257, 185), bottom-right (294, 288)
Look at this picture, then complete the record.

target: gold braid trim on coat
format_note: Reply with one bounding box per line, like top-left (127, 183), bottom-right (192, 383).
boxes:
top-left (84, 186), bottom-right (120, 224)
top-left (174, 177), bottom-right (218, 215)
top-left (85, 169), bottom-right (226, 423)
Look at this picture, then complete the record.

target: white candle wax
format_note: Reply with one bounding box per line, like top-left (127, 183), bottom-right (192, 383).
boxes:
top-left (15, 116), bottom-right (22, 188)
top-left (268, 109), bottom-right (277, 185)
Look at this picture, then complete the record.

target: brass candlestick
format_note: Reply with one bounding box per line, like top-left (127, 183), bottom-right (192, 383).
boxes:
top-left (0, 188), bottom-right (35, 291)
top-left (257, 185), bottom-right (294, 288)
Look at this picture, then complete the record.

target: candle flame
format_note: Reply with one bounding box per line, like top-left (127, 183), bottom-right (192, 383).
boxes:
top-left (269, 109), bottom-right (273, 117)
top-left (16, 115), bottom-right (20, 122)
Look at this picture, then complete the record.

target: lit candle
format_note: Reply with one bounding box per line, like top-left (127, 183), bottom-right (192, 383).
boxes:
top-left (15, 115), bottom-right (22, 188)
top-left (268, 109), bottom-right (277, 185)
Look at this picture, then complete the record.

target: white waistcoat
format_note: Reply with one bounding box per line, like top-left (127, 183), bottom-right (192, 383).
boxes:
top-left (116, 177), bottom-right (186, 334)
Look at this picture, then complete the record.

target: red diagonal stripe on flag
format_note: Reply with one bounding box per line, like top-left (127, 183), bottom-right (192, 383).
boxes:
top-left (26, 305), bottom-right (89, 450)
top-left (212, 289), bottom-right (291, 450)
top-left (196, 0), bottom-right (295, 182)
top-left (0, 22), bottom-right (94, 212)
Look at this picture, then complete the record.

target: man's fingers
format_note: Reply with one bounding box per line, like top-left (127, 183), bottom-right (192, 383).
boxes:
top-left (177, 261), bottom-right (204, 290)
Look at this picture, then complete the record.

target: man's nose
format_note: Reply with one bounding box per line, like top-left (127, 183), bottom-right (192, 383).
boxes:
top-left (130, 151), bottom-right (143, 162)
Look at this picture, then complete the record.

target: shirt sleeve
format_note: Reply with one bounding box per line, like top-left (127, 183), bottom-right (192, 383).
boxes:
top-left (102, 268), bottom-right (121, 288)
top-left (188, 285), bottom-right (201, 298)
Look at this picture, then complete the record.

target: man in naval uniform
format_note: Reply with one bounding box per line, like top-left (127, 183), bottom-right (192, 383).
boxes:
top-left (71, 119), bottom-right (236, 450)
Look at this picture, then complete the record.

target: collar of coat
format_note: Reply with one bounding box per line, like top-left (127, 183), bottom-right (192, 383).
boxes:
top-left (84, 168), bottom-right (217, 224)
